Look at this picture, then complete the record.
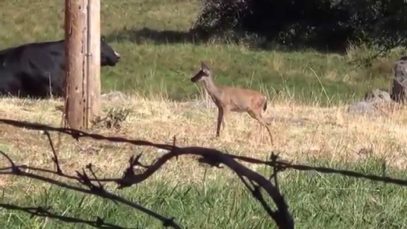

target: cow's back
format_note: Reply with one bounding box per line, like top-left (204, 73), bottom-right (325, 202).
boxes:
top-left (0, 40), bottom-right (66, 98)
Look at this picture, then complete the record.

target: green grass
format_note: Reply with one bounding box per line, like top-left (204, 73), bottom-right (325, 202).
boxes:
top-left (0, 1), bottom-right (406, 228)
top-left (0, 159), bottom-right (406, 229)
top-left (0, 0), bottom-right (403, 105)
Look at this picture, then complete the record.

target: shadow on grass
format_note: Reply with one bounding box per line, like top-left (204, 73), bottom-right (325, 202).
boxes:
top-left (106, 27), bottom-right (205, 44)
top-left (105, 27), bottom-right (347, 54)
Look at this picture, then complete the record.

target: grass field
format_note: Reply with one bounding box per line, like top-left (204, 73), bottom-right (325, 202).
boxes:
top-left (0, 0), bottom-right (405, 104)
top-left (0, 0), bottom-right (406, 228)
top-left (0, 96), bottom-right (406, 228)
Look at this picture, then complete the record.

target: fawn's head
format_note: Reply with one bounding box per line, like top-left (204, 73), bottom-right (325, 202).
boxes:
top-left (191, 62), bottom-right (211, 83)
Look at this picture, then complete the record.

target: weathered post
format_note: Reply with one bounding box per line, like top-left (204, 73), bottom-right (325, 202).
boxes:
top-left (64, 0), bottom-right (86, 129)
top-left (86, 0), bottom-right (101, 121)
top-left (64, 0), bottom-right (101, 129)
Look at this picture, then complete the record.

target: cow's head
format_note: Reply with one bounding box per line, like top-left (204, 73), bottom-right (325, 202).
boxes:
top-left (101, 36), bottom-right (120, 66)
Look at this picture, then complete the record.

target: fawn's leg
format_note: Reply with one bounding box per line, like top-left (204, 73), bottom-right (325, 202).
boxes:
top-left (222, 108), bottom-right (230, 138)
top-left (249, 110), bottom-right (273, 144)
top-left (216, 107), bottom-right (224, 137)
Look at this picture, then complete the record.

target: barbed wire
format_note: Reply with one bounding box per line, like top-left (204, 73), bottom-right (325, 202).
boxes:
top-left (0, 118), bottom-right (406, 228)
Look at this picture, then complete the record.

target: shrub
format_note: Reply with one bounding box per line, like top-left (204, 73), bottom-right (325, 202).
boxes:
top-left (191, 0), bottom-right (407, 52)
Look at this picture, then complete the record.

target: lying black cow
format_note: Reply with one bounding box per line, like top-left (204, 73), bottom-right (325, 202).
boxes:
top-left (0, 37), bottom-right (120, 98)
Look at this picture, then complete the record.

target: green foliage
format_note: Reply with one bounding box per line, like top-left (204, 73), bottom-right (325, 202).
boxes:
top-left (192, 0), bottom-right (407, 51)
top-left (191, 0), bottom-right (251, 40)
top-left (0, 0), bottom-right (398, 105)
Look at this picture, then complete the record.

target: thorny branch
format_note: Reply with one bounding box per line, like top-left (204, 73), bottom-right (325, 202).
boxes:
top-left (2, 118), bottom-right (405, 186)
top-left (0, 150), bottom-right (180, 229)
top-left (0, 118), bottom-right (294, 228)
top-left (0, 118), bottom-right (406, 228)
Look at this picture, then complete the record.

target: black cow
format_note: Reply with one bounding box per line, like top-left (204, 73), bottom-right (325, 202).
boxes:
top-left (0, 37), bottom-right (120, 98)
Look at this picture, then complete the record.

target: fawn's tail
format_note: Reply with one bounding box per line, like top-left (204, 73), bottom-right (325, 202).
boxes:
top-left (264, 117), bottom-right (273, 125)
top-left (263, 97), bottom-right (268, 111)
top-left (262, 97), bottom-right (273, 125)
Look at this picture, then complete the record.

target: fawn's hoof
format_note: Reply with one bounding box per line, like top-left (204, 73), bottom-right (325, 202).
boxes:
top-left (210, 135), bottom-right (220, 141)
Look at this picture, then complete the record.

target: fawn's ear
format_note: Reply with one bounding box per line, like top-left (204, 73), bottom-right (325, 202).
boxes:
top-left (201, 61), bottom-right (209, 70)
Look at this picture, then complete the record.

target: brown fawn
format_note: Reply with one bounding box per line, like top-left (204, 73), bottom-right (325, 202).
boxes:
top-left (191, 62), bottom-right (273, 144)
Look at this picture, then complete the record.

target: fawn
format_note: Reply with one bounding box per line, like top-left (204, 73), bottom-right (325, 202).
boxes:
top-left (191, 62), bottom-right (273, 144)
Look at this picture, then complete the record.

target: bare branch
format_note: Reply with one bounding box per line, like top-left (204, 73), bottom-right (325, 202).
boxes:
top-left (116, 147), bottom-right (294, 228)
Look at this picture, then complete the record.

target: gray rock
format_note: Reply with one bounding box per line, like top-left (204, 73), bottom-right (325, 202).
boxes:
top-left (391, 59), bottom-right (407, 103)
top-left (350, 57), bottom-right (407, 116)
top-left (347, 101), bottom-right (377, 115)
top-left (364, 89), bottom-right (392, 103)
top-left (101, 91), bottom-right (128, 103)
top-left (348, 89), bottom-right (394, 116)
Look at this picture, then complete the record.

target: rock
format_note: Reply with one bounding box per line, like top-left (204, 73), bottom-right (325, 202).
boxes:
top-left (390, 59), bottom-right (407, 103)
top-left (347, 101), bottom-right (376, 115)
top-left (364, 89), bottom-right (392, 103)
top-left (101, 91), bottom-right (128, 103)
top-left (348, 89), bottom-right (394, 116)
top-left (347, 57), bottom-right (407, 115)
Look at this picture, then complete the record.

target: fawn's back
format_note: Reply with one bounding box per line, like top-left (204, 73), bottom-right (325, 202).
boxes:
top-left (217, 85), bottom-right (267, 112)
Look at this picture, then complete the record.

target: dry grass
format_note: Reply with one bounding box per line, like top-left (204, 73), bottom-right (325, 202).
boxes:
top-left (0, 95), bottom-right (406, 191)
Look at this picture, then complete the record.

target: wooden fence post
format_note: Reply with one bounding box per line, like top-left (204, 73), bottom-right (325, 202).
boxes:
top-left (64, 0), bottom-right (87, 129)
top-left (87, 0), bottom-right (101, 121)
top-left (64, 0), bottom-right (101, 129)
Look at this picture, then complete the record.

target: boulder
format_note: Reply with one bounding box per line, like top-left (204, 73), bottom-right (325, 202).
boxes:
top-left (390, 59), bottom-right (407, 103)
top-left (348, 89), bottom-right (393, 115)
top-left (364, 88), bottom-right (392, 103)
top-left (348, 100), bottom-right (377, 115)
top-left (347, 56), bottom-right (407, 115)
top-left (101, 91), bottom-right (128, 103)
